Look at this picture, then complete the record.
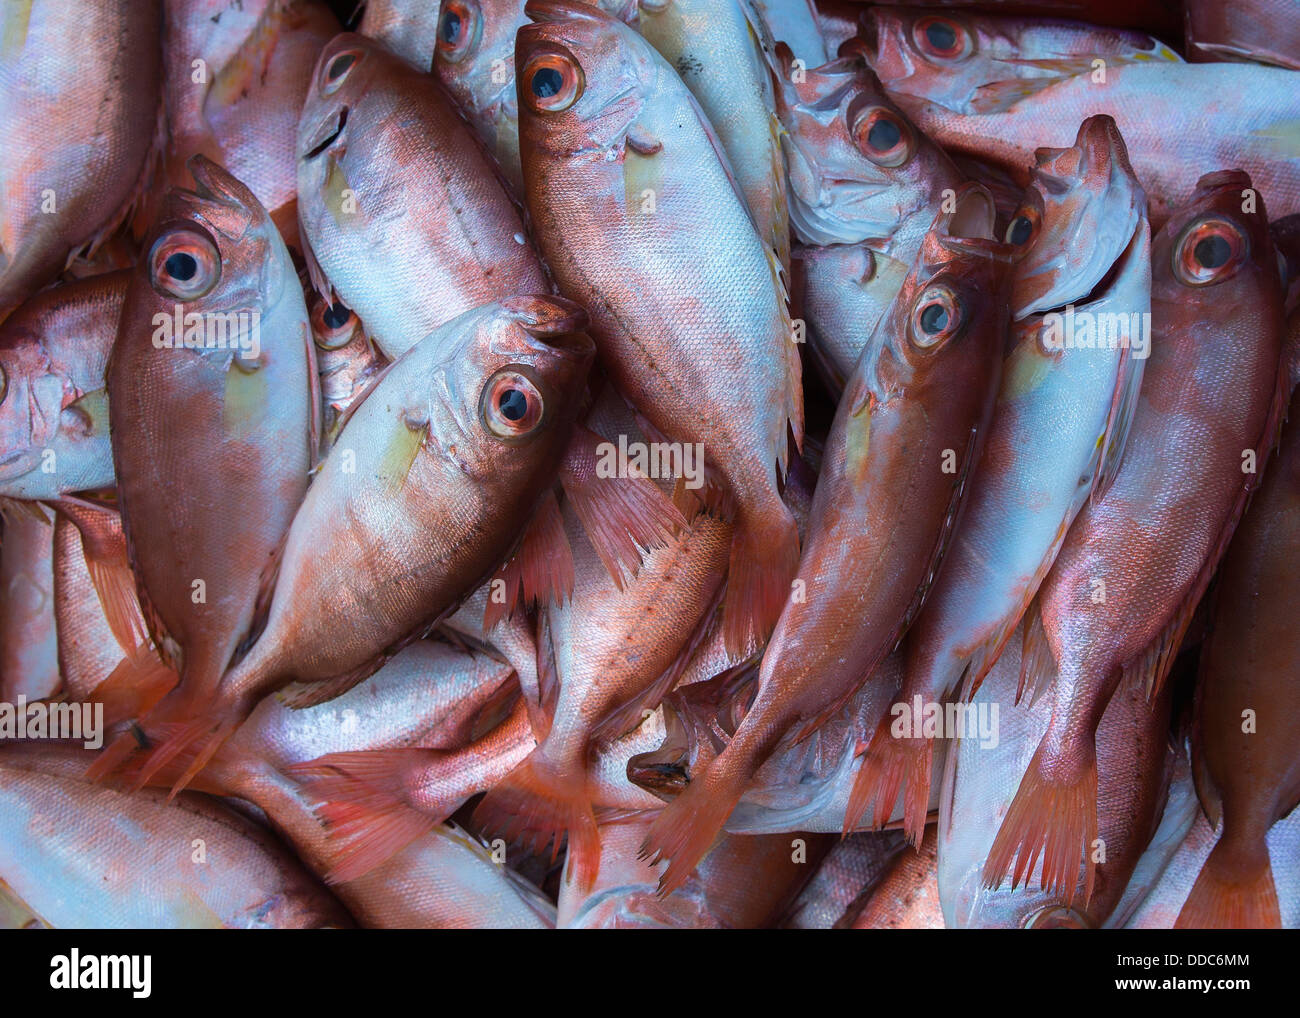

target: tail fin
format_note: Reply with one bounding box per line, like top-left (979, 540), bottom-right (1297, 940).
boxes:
top-left (1176, 836), bottom-right (1281, 929)
top-left (982, 738), bottom-right (1098, 907)
top-left (844, 719), bottom-right (932, 845)
top-left (472, 754), bottom-right (600, 891)
top-left (87, 644), bottom-right (178, 727)
top-left (288, 749), bottom-right (440, 883)
top-left (638, 758), bottom-right (747, 896)
top-left (482, 490), bottom-right (574, 630)
top-left (722, 507), bottom-right (799, 656)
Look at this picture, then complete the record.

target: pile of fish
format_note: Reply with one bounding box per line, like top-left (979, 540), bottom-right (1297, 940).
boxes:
top-left (1, 0), bottom-right (1298, 930)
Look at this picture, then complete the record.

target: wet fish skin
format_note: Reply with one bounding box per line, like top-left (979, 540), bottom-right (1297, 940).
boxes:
top-left (0, 1), bottom-right (162, 319)
top-left (849, 826), bottom-right (945, 928)
top-left (985, 171), bottom-right (1288, 908)
top-left (781, 831), bottom-right (907, 928)
top-left (0, 509), bottom-right (59, 702)
top-left (359, 0), bottom-right (445, 69)
top-left (0, 270), bottom-right (128, 499)
top-left (297, 32), bottom-right (548, 360)
top-left (307, 291), bottom-right (387, 451)
top-left (640, 187), bottom-right (1010, 891)
top-left (1179, 386), bottom-right (1300, 928)
top-left (0, 745), bottom-right (352, 928)
top-left (1185, 0), bottom-right (1300, 70)
top-left (517, 0), bottom-right (803, 654)
top-left (53, 512), bottom-right (131, 703)
top-left (106, 157), bottom-right (316, 713)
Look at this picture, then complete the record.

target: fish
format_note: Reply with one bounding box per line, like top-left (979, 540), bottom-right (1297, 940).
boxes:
top-left (748, 0), bottom-right (832, 66)
top-left (937, 623), bottom-right (1175, 928)
top-left (297, 32), bottom-right (549, 360)
top-left (0, 744), bottom-right (352, 928)
top-left (861, 6), bottom-right (1182, 117)
top-left (780, 831), bottom-right (908, 928)
top-left (864, 19), bottom-right (1299, 229)
top-left (144, 0), bottom-right (339, 249)
top-left (637, 0), bottom-right (791, 267)
top-left (517, 0), bottom-right (803, 653)
top-left (857, 115), bottom-right (1149, 845)
top-left (640, 186), bottom-right (1010, 891)
top-left (0, 507), bottom-right (59, 702)
top-left (358, 0), bottom-right (445, 68)
top-left (984, 170), bottom-right (1288, 908)
top-left (101, 156), bottom-right (316, 772)
top-left (1185, 0), bottom-right (1300, 70)
top-left (769, 47), bottom-right (963, 389)
top-left (0, 270), bottom-right (128, 499)
top-left (124, 296), bottom-right (592, 794)
top-left (1178, 386), bottom-right (1300, 928)
top-left (0, 0), bottom-right (162, 320)
top-left (306, 291), bottom-right (387, 451)
top-left (433, 0), bottom-right (638, 195)
top-left (847, 826), bottom-right (945, 928)
top-left (473, 485), bottom-right (732, 888)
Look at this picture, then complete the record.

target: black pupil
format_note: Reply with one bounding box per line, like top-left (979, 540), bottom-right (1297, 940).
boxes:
top-left (323, 302), bottom-right (351, 329)
top-left (532, 66), bottom-right (563, 99)
top-left (1194, 234), bottom-right (1231, 270)
top-left (920, 302), bottom-right (949, 334)
top-left (499, 388), bottom-right (528, 422)
top-left (1009, 216), bottom-right (1034, 245)
top-left (328, 54), bottom-right (355, 81)
top-left (440, 10), bottom-right (461, 44)
top-left (165, 252), bottom-right (197, 281)
top-left (867, 118), bottom-right (901, 152)
top-left (926, 21), bottom-right (958, 52)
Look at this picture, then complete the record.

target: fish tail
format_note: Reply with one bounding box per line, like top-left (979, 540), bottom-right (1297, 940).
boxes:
top-left (288, 749), bottom-right (439, 884)
top-left (845, 721), bottom-right (932, 846)
top-left (1176, 835), bottom-right (1281, 929)
top-left (638, 755), bottom-right (748, 896)
top-left (483, 489), bottom-right (574, 629)
top-left (722, 505), bottom-right (799, 656)
top-left (82, 543), bottom-right (149, 654)
top-left (982, 736), bottom-right (1099, 907)
top-left (114, 721), bottom-right (233, 797)
top-left (86, 643), bottom-right (178, 728)
top-left (472, 753), bottom-right (600, 891)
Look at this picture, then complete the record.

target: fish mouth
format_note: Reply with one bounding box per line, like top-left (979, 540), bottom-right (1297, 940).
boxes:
top-left (303, 107), bottom-right (349, 160)
top-left (1034, 216), bottom-right (1142, 321)
top-left (627, 701), bottom-right (693, 797)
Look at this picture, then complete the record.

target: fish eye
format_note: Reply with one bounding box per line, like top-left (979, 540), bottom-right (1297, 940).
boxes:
top-left (149, 224), bottom-right (221, 302)
top-left (1004, 205), bottom-right (1042, 256)
top-left (321, 49), bottom-right (361, 95)
top-left (520, 49), bottom-right (584, 114)
top-left (849, 105), bottom-right (914, 168)
top-left (313, 300), bottom-right (356, 350)
top-left (913, 16), bottom-right (972, 61)
top-left (1174, 216), bottom-right (1248, 286)
top-left (909, 284), bottom-right (963, 349)
top-left (436, 1), bottom-right (480, 64)
top-left (480, 368), bottom-right (545, 439)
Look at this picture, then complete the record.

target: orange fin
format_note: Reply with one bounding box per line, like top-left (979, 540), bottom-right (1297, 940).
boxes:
top-left (86, 643), bottom-right (178, 727)
top-left (1175, 838), bottom-right (1281, 929)
top-left (1092, 329), bottom-right (1143, 502)
top-left (637, 760), bottom-right (746, 896)
top-left (115, 721), bottom-right (232, 797)
top-left (844, 716), bottom-right (932, 845)
top-left (721, 509), bottom-right (799, 656)
top-left (289, 750), bottom-right (439, 883)
top-left (483, 490), bottom-right (574, 630)
top-left (559, 424), bottom-right (687, 588)
top-left (83, 729), bottom-right (144, 782)
top-left (1016, 598), bottom-right (1058, 707)
top-left (472, 754), bottom-right (600, 891)
top-left (982, 740), bottom-right (1098, 908)
top-left (277, 658), bottom-right (385, 710)
top-left (53, 498), bottom-right (149, 654)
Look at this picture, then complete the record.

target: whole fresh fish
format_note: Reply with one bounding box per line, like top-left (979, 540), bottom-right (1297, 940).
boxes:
top-left (474, 487), bottom-right (731, 887)
top-left (0, 1), bottom-right (162, 319)
top-left (861, 116), bottom-right (1149, 844)
top-left (1178, 387), bottom-right (1300, 928)
top-left (781, 831), bottom-right (907, 928)
top-left (862, 6), bottom-right (1181, 116)
top-left (517, 0), bottom-right (803, 653)
top-left (359, 0), bottom-right (444, 68)
top-left (637, 0), bottom-right (791, 266)
top-left (865, 19), bottom-right (1299, 228)
top-left (0, 745), bottom-right (351, 928)
top-left (145, 0), bottom-right (339, 249)
top-left (985, 171), bottom-right (1287, 907)
top-left (102, 157), bottom-right (315, 772)
top-left (641, 188), bottom-right (1009, 890)
top-left (938, 624), bottom-right (1174, 928)
top-left (433, 0), bottom-right (638, 195)
top-left (306, 290), bottom-right (387, 451)
top-left (298, 33), bottom-right (549, 360)
top-left (0, 508), bottom-right (59, 702)
top-left (1185, 0), bottom-right (1300, 70)
top-left (126, 297), bottom-right (591, 794)
top-left (0, 270), bottom-right (128, 499)
top-left (770, 48), bottom-right (963, 388)
top-left (848, 826), bottom-right (945, 928)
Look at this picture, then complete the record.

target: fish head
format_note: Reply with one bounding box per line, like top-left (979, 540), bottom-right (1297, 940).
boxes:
top-left (135, 156), bottom-right (294, 368)
top-left (857, 7), bottom-right (982, 108)
top-left (0, 324), bottom-right (63, 482)
top-left (426, 295), bottom-right (595, 488)
top-left (1007, 115), bottom-right (1145, 319)
top-left (435, 0), bottom-right (528, 117)
top-left (772, 44), bottom-right (957, 246)
top-left (515, 0), bottom-right (658, 160)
